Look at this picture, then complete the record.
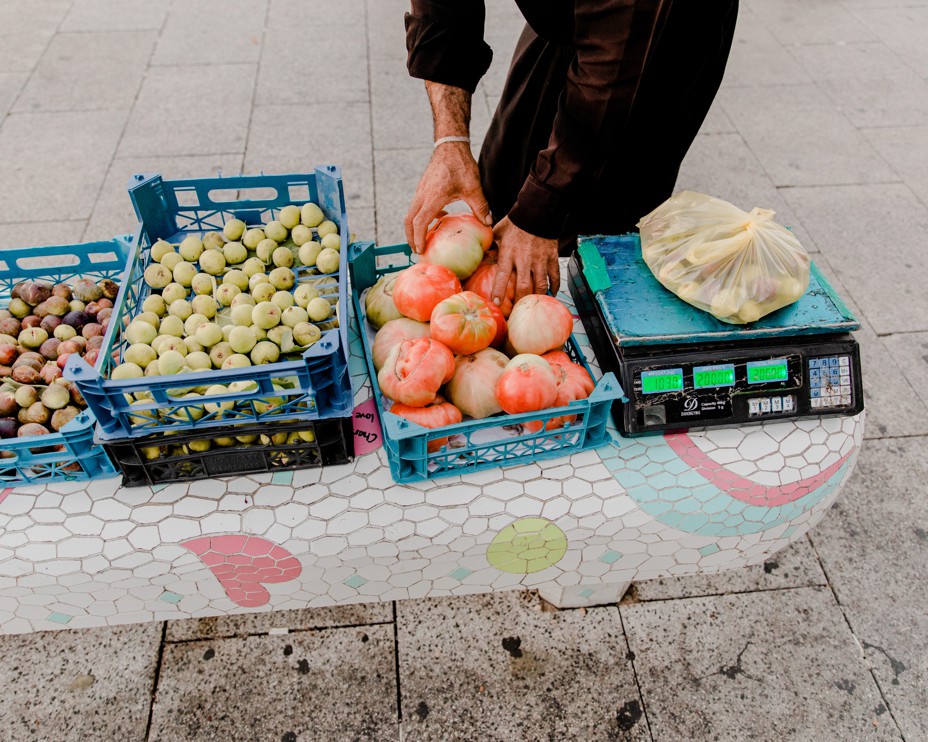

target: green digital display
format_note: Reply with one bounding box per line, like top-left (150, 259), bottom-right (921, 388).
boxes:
top-left (747, 359), bottom-right (789, 384)
top-left (693, 364), bottom-right (736, 388)
top-left (641, 368), bottom-right (684, 394)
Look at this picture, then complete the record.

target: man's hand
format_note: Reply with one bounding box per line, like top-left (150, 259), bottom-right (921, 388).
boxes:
top-left (491, 217), bottom-right (559, 305)
top-left (404, 142), bottom-right (492, 253)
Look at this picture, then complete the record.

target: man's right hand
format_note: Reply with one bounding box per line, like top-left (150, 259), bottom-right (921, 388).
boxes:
top-left (404, 141), bottom-right (492, 253)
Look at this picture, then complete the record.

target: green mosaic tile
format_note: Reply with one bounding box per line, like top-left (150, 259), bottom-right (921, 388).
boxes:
top-left (159, 591), bottom-right (183, 604)
top-left (599, 550), bottom-right (622, 565)
top-left (344, 575), bottom-right (367, 589)
top-left (47, 612), bottom-right (72, 625)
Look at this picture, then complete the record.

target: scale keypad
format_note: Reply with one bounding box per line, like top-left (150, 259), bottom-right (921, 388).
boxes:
top-left (809, 356), bottom-right (852, 408)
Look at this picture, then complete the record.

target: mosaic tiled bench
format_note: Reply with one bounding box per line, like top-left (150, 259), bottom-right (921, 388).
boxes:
top-left (0, 265), bottom-right (864, 634)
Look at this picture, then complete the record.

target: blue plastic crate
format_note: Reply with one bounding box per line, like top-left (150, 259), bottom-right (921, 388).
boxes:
top-left (65, 168), bottom-right (353, 439)
top-left (0, 239), bottom-right (133, 485)
top-left (348, 241), bottom-right (624, 483)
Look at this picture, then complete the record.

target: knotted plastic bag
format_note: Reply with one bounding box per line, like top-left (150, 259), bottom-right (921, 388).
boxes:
top-left (637, 191), bottom-right (811, 324)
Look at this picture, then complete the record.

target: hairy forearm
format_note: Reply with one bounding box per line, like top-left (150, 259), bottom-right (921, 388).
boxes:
top-left (425, 81), bottom-right (472, 139)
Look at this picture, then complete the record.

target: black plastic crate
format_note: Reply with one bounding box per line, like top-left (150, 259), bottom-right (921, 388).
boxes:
top-left (104, 416), bottom-right (353, 487)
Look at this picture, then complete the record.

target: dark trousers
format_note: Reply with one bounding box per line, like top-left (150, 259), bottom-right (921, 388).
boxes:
top-left (479, 1), bottom-right (739, 255)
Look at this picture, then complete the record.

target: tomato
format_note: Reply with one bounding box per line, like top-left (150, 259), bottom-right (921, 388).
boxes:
top-left (429, 291), bottom-right (496, 355)
top-left (393, 263), bottom-right (461, 322)
top-left (463, 249), bottom-right (516, 317)
top-left (422, 213), bottom-right (493, 280)
top-left (486, 300), bottom-right (507, 349)
top-left (507, 294), bottom-right (573, 355)
top-left (444, 347), bottom-right (508, 419)
top-left (542, 351), bottom-right (595, 399)
top-left (372, 318), bottom-right (430, 371)
top-left (365, 273), bottom-right (404, 330)
top-left (542, 359), bottom-right (595, 430)
top-left (377, 338), bottom-right (455, 407)
top-left (390, 394), bottom-right (462, 452)
top-left (495, 354), bottom-right (558, 414)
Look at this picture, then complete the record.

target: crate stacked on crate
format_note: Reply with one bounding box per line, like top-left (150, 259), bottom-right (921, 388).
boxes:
top-left (349, 239), bottom-right (623, 483)
top-left (0, 238), bottom-right (135, 485)
top-left (65, 168), bottom-right (355, 486)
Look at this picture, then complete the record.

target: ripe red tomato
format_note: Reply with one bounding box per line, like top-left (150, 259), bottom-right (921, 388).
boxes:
top-left (377, 338), bottom-right (455, 407)
top-left (542, 356), bottom-right (595, 430)
top-left (389, 394), bottom-right (463, 452)
top-left (429, 291), bottom-right (497, 355)
top-left (486, 300), bottom-right (507, 349)
top-left (422, 213), bottom-right (493, 280)
top-left (507, 294), bottom-right (573, 355)
top-left (393, 263), bottom-right (461, 322)
top-left (372, 318), bottom-right (430, 371)
top-left (463, 249), bottom-right (516, 317)
top-left (495, 354), bottom-right (558, 415)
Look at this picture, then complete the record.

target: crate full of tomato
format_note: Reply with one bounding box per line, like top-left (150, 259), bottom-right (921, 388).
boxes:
top-left (349, 214), bottom-right (622, 483)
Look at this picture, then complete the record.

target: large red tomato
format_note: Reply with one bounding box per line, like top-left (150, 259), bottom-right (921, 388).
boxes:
top-left (495, 354), bottom-right (558, 414)
top-left (390, 394), bottom-right (462, 452)
top-left (444, 347), bottom-right (508, 419)
top-left (542, 351), bottom-right (595, 399)
top-left (543, 357), bottom-right (595, 430)
top-left (372, 317), bottom-right (430, 371)
top-left (422, 213), bottom-right (493, 280)
top-left (463, 250), bottom-right (516, 317)
top-left (486, 300), bottom-right (507, 349)
top-left (378, 338), bottom-right (455, 407)
top-left (429, 291), bottom-right (496, 355)
top-left (393, 263), bottom-right (461, 322)
top-left (507, 295), bottom-right (573, 355)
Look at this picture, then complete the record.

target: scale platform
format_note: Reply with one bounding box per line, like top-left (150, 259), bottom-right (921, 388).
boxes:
top-left (568, 234), bottom-right (864, 436)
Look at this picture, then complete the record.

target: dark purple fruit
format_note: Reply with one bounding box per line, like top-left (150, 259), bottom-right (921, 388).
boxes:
top-left (0, 417), bottom-right (18, 438)
top-left (40, 315), bottom-right (62, 334)
top-left (0, 391), bottom-right (17, 417)
top-left (40, 338), bottom-right (60, 360)
top-left (63, 311), bottom-right (91, 331)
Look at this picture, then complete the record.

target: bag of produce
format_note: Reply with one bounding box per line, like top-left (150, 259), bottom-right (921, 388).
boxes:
top-left (637, 191), bottom-right (811, 324)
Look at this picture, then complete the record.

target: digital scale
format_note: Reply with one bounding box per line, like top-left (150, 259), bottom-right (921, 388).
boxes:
top-left (568, 234), bottom-right (864, 436)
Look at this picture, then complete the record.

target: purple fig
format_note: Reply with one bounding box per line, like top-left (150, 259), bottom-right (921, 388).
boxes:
top-left (0, 417), bottom-right (18, 438)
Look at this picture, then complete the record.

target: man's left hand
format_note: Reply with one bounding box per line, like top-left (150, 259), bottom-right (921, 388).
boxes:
top-left (490, 217), bottom-right (560, 305)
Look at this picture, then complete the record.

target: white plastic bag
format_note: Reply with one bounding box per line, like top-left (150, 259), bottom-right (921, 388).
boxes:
top-left (637, 191), bottom-right (811, 324)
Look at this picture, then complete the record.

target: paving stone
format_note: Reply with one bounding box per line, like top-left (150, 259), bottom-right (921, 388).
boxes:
top-left (152, 0), bottom-right (267, 66)
top-left (371, 64), bottom-right (432, 152)
top-left (0, 110), bottom-right (126, 222)
top-left (0, 72), bottom-right (25, 120)
top-left (86, 153), bottom-right (245, 242)
top-left (166, 601), bottom-right (392, 642)
top-left (863, 126), bottom-right (928, 208)
top-left (810, 438), bottom-right (928, 740)
top-left (0, 220), bottom-right (87, 249)
top-left (245, 102), bottom-right (373, 210)
top-left (0, 622), bottom-right (162, 742)
top-left (779, 184), bottom-right (928, 335)
top-left (15, 31), bottom-right (156, 113)
top-left (675, 132), bottom-right (817, 251)
top-left (61, 0), bottom-right (171, 32)
top-left (849, 6), bottom-right (928, 77)
top-left (721, 7), bottom-right (812, 88)
top-left (634, 536), bottom-right (825, 601)
top-left (374, 147), bottom-right (430, 245)
top-left (880, 331), bottom-right (928, 412)
top-left (269, 0), bottom-right (366, 29)
top-left (718, 84), bottom-right (897, 187)
top-left (0, 0), bottom-right (69, 72)
top-left (699, 102), bottom-right (737, 134)
top-left (366, 0), bottom-right (408, 62)
top-left (119, 64), bottom-right (256, 158)
top-left (397, 590), bottom-right (649, 741)
top-left (150, 626), bottom-right (398, 741)
top-left (623, 587), bottom-right (902, 741)
top-left (745, 0), bottom-right (877, 45)
top-left (791, 42), bottom-right (928, 128)
top-left (349, 206), bottom-right (376, 242)
top-left (255, 29), bottom-right (368, 107)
